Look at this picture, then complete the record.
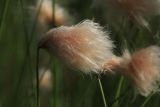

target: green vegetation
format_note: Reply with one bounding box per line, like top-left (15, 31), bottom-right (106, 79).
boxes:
top-left (0, 0), bottom-right (160, 107)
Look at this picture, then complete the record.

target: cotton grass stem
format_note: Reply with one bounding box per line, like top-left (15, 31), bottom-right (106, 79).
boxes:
top-left (113, 76), bottom-right (124, 107)
top-left (29, 0), bottom-right (44, 44)
top-left (36, 47), bottom-right (40, 107)
top-left (0, 0), bottom-right (10, 40)
top-left (140, 93), bottom-right (153, 107)
top-left (52, 0), bottom-right (56, 23)
top-left (98, 77), bottom-right (108, 107)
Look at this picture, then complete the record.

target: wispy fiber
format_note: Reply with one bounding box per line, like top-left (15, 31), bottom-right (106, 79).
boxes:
top-left (39, 20), bottom-right (114, 73)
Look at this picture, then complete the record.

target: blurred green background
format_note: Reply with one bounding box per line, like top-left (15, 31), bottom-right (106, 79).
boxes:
top-left (0, 0), bottom-right (160, 107)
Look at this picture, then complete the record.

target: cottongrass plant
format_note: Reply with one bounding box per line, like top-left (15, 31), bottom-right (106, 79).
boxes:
top-left (104, 46), bottom-right (160, 96)
top-left (124, 46), bottom-right (160, 96)
top-left (93, 0), bottom-right (160, 29)
top-left (39, 20), bottom-right (114, 74)
top-left (38, 19), bottom-right (115, 107)
top-left (33, 1), bottom-right (73, 106)
top-left (39, 68), bottom-right (53, 107)
top-left (111, 0), bottom-right (160, 28)
top-left (35, 0), bottom-right (73, 26)
top-left (39, 68), bottom-right (53, 91)
top-left (1, 0), bottom-right (160, 107)
top-left (39, 19), bottom-right (160, 99)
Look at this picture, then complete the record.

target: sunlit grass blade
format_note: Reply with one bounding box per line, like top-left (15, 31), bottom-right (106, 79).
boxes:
top-left (98, 77), bottom-right (108, 107)
top-left (113, 76), bottom-right (124, 107)
top-left (52, 57), bottom-right (63, 107)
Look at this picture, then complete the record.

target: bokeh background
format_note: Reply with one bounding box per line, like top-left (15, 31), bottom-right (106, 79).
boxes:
top-left (0, 0), bottom-right (160, 107)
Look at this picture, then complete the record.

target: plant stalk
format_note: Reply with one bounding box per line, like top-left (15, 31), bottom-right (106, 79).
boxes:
top-left (36, 47), bottom-right (40, 107)
top-left (98, 77), bottom-right (108, 107)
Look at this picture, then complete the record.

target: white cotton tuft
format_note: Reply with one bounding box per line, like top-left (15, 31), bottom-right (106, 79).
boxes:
top-left (103, 46), bottom-right (160, 96)
top-left (39, 20), bottom-right (114, 73)
top-left (36, 0), bottom-right (73, 26)
top-left (39, 68), bottom-right (53, 91)
top-left (103, 49), bottom-right (131, 72)
top-left (116, 46), bottom-right (160, 96)
top-left (125, 46), bottom-right (160, 96)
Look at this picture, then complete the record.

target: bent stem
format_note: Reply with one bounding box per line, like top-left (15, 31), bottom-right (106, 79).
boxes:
top-left (98, 77), bottom-right (108, 107)
top-left (36, 47), bottom-right (40, 107)
top-left (0, 0), bottom-right (10, 40)
top-left (113, 76), bottom-right (124, 107)
top-left (140, 93), bottom-right (153, 107)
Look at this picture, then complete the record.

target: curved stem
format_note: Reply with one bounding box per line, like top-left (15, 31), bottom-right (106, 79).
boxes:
top-left (0, 0), bottom-right (10, 40)
top-left (113, 76), bottom-right (124, 107)
top-left (98, 77), bottom-right (108, 107)
top-left (140, 93), bottom-right (153, 107)
top-left (36, 47), bottom-right (40, 107)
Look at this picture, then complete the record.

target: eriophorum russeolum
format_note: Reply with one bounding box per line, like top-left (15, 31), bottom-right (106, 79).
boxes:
top-left (39, 20), bottom-right (114, 73)
top-left (93, 0), bottom-right (160, 29)
top-left (104, 46), bottom-right (160, 96)
top-left (39, 19), bottom-right (160, 97)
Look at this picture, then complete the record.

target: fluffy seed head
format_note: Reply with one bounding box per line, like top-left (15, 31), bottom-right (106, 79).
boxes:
top-left (36, 0), bottom-right (72, 26)
top-left (105, 46), bottom-right (160, 96)
top-left (126, 46), bottom-right (160, 96)
top-left (93, 0), bottom-right (160, 28)
top-left (113, 0), bottom-right (160, 27)
top-left (104, 46), bottom-right (160, 96)
top-left (39, 20), bottom-right (114, 73)
top-left (112, 0), bottom-right (160, 15)
top-left (103, 49), bottom-right (131, 72)
top-left (103, 55), bottom-right (123, 73)
top-left (39, 69), bottom-right (53, 91)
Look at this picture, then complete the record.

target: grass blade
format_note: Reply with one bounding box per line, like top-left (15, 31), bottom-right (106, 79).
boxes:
top-left (140, 93), bottom-right (153, 107)
top-left (0, 0), bottom-right (10, 40)
top-left (36, 48), bottom-right (40, 107)
top-left (98, 77), bottom-right (108, 107)
top-left (113, 76), bottom-right (124, 107)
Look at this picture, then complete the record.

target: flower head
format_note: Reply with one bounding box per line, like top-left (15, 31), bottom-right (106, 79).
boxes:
top-left (126, 46), bottom-right (160, 96)
top-left (104, 46), bottom-right (160, 96)
top-left (114, 0), bottom-right (160, 27)
top-left (93, 0), bottom-right (160, 28)
top-left (36, 0), bottom-right (73, 26)
top-left (39, 20), bottom-right (114, 73)
top-left (39, 69), bottom-right (52, 91)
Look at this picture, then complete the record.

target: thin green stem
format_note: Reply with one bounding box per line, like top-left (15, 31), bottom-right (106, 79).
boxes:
top-left (53, 57), bottom-right (63, 107)
top-left (52, 0), bottom-right (56, 23)
top-left (36, 48), bottom-right (40, 107)
top-left (98, 77), bottom-right (108, 107)
top-left (28, 0), bottom-right (44, 46)
top-left (0, 0), bottom-right (10, 40)
top-left (140, 93), bottom-right (153, 107)
top-left (113, 76), bottom-right (124, 107)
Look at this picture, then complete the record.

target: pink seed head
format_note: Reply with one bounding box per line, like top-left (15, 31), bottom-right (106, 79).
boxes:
top-left (36, 0), bottom-right (72, 26)
top-left (39, 20), bottom-right (114, 73)
top-left (112, 0), bottom-right (160, 27)
top-left (127, 46), bottom-right (160, 96)
top-left (103, 46), bottom-right (160, 96)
